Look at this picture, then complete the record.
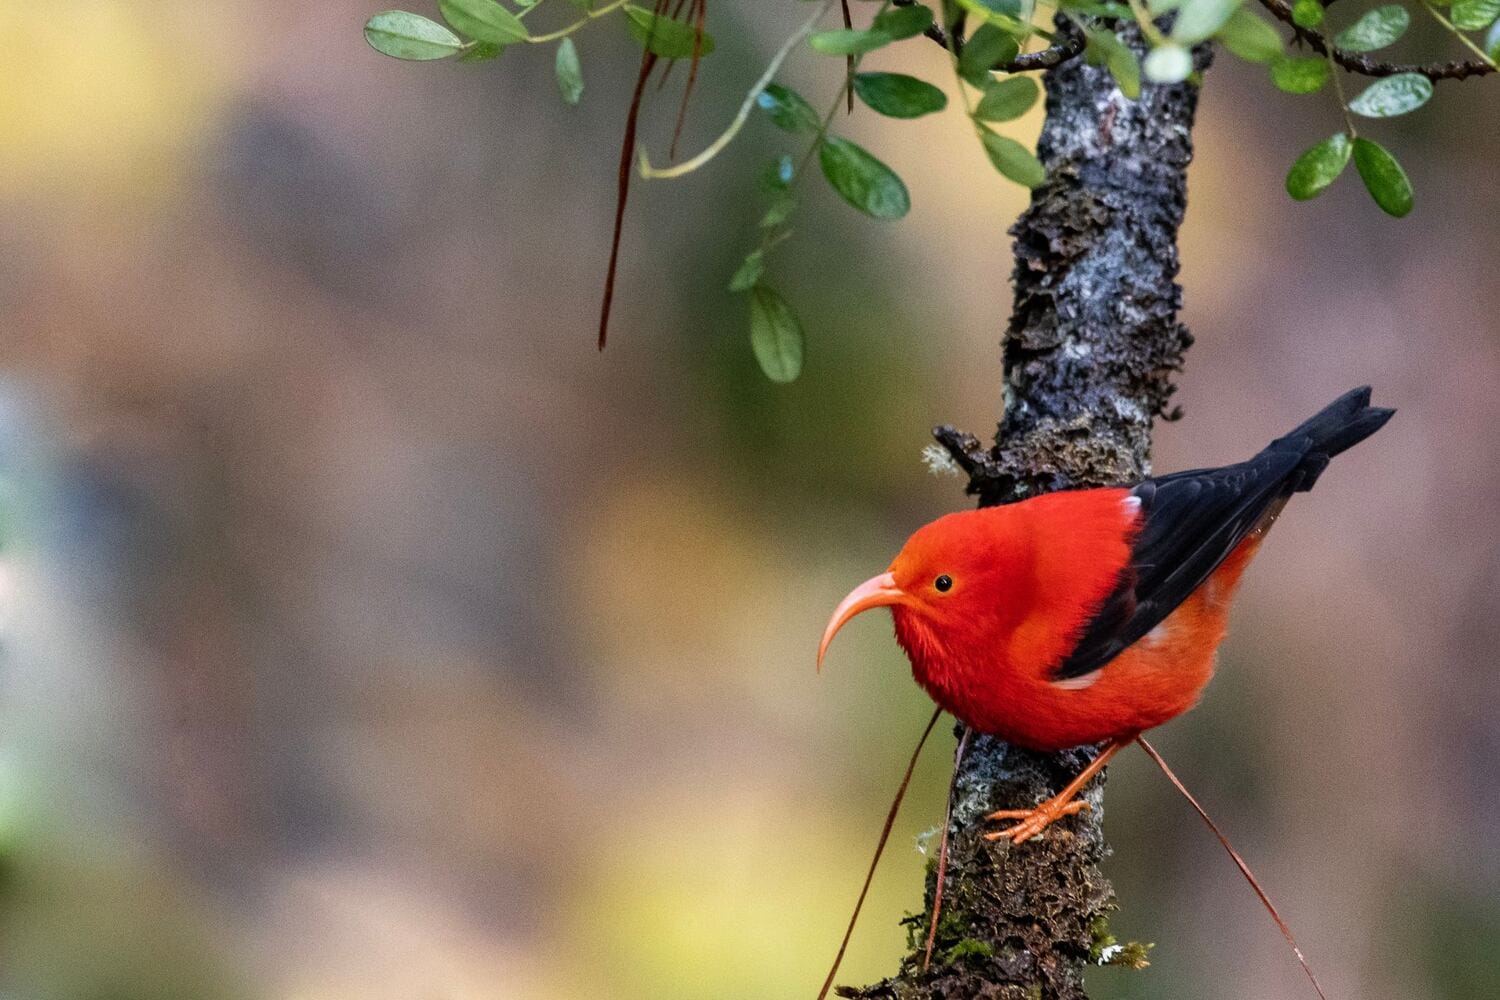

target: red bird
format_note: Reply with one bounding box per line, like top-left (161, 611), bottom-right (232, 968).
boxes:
top-left (819, 387), bottom-right (1393, 844)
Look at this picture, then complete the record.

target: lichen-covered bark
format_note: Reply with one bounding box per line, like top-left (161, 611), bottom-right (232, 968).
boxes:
top-left (842, 27), bottom-right (1208, 1000)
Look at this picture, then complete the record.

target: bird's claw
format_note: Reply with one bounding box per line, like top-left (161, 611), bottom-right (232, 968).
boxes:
top-left (982, 798), bottom-right (1090, 844)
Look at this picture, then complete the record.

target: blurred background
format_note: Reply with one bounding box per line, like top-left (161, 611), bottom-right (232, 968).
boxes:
top-left (1, 1), bottom-right (1497, 998)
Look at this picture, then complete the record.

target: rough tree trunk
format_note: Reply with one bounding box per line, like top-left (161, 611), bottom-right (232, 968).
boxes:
top-left (841, 27), bottom-right (1208, 1000)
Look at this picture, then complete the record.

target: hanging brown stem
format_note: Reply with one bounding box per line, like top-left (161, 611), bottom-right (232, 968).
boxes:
top-left (1136, 737), bottom-right (1329, 1000)
top-left (841, 0), bottom-right (855, 113)
top-left (922, 726), bottom-right (972, 972)
top-left (816, 708), bottom-right (943, 1000)
top-left (668, 0), bottom-right (709, 162)
top-left (598, 0), bottom-right (671, 350)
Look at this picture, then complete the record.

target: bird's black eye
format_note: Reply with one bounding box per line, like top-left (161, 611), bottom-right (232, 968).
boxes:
top-left (934, 575), bottom-right (953, 593)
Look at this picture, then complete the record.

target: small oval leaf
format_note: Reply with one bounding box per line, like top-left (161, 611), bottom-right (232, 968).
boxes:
top-left (872, 4), bottom-right (936, 39)
top-left (1333, 5), bottom-right (1409, 52)
top-left (729, 250), bottom-right (764, 293)
top-left (1172, 0), bottom-right (1240, 44)
top-left (364, 11), bottom-right (465, 60)
top-left (1451, 0), bottom-right (1500, 30)
top-left (1143, 44), bottom-right (1194, 83)
top-left (959, 23), bottom-right (1022, 86)
top-left (1347, 72), bottom-right (1432, 117)
top-left (757, 83), bottom-right (821, 132)
top-left (1216, 8), bottom-right (1284, 63)
top-left (973, 76), bottom-right (1038, 121)
top-left (438, 0), bottom-right (529, 43)
top-left (748, 286), bottom-right (804, 383)
top-left (1291, 0), bottom-right (1325, 27)
top-left (979, 128), bottom-right (1046, 188)
top-left (1086, 29), bottom-right (1142, 99)
top-left (808, 28), bottom-right (892, 55)
top-left (555, 38), bottom-right (584, 105)
top-left (1285, 132), bottom-right (1351, 200)
top-left (625, 4), bottom-right (716, 58)
top-left (958, 0), bottom-right (1025, 19)
top-left (1352, 137), bottom-right (1413, 217)
top-left (853, 72), bottom-right (949, 118)
top-left (818, 137), bottom-right (911, 219)
top-left (1269, 55), bottom-right (1330, 93)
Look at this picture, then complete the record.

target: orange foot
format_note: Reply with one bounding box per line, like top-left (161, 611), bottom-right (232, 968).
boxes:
top-left (982, 795), bottom-right (1091, 844)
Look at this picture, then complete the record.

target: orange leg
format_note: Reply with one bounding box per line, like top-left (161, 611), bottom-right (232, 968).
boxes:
top-left (983, 737), bottom-right (1131, 844)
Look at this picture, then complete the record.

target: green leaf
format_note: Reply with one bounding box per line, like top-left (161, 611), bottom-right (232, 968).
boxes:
top-left (1269, 55), bottom-right (1330, 93)
top-left (625, 4), bottom-right (716, 58)
top-left (808, 28), bottom-right (892, 55)
top-left (973, 76), bottom-right (1039, 121)
top-left (1348, 72), bottom-right (1433, 116)
top-left (1488, 19), bottom-right (1500, 59)
top-left (958, 23), bottom-right (1022, 86)
top-left (760, 195), bottom-right (796, 228)
top-left (364, 11), bottom-right (465, 60)
top-left (457, 41), bottom-right (504, 62)
top-left (958, 0), bottom-right (1025, 19)
top-left (1087, 29), bottom-right (1141, 99)
top-left (818, 137), bottom-right (911, 219)
top-left (759, 156), bottom-right (795, 192)
top-left (853, 72), bottom-right (949, 118)
top-left (979, 128), bottom-right (1046, 187)
top-left (748, 286), bottom-right (804, 383)
top-left (1452, 0), bottom-right (1500, 29)
top-left (1173, 0), bottom-right (1241, 44)
top-left (1352, 137), bottom-right (1413, 217)
top-left (438, 0), bottom-right (529, 43)
top-left (1062, 0), bottom-right (1134, 15)
top-left (757, 83), bottom-right (821, 132)
top-left (1291, 0), bottom-right (1324, 27)
top-left (729, 251), bottom-right (764, 293)
top-left (1216, 8), bottom-right (1283, 62)
top-left (1285, 132), bottom-right (1350, 200)
top-left (872, 4), bottom-right (937, 39)
top-left (554, 38), bottom-right (583, 105)
top-left (1333, 5), bottom-right (1409, 52)
top-left (1143, 44), bottom-right (1193, 82)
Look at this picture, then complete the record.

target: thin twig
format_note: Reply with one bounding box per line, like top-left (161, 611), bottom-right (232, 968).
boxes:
top-left (598, 7), bottom-right (664, 350)
top-left (1258, 0), bottom-right (1496, 81)
top-left (842, 0), bottom-right (855, 113)
top-left (1419, 0), bottom-right (1500, 69)
top-left (893, 0), bottom-right (951, 47)
top-left (666, 0), bottom-right (708, 161)
top-left (816, 708), bottom-right (943, 1000)
top-left (922, 726), bottom-right (972, 971)
top-left (1136, 737), bottom-right (1329, 1000)
top-left (901, 1), bottom-right (1087, 71)
top-left (639, 1), bottom-right (831, 180)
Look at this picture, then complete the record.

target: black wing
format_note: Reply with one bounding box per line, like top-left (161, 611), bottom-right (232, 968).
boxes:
top-left (1051, 387), bottom-right (1394, 681)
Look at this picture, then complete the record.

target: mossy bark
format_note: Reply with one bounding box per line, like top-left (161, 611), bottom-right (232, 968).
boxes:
top-left (841, 27), bottom-right (1208, 1000)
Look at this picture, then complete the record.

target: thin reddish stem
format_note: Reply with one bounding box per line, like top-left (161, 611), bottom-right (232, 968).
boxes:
top-left (1136, 737), bottom-right (1329, 1000)
top-left (817, 708), bottom-right (943, 1000)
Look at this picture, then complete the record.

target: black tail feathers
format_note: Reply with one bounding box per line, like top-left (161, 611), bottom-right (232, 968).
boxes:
top-left (1268, 386), bottom-right (1395, 493)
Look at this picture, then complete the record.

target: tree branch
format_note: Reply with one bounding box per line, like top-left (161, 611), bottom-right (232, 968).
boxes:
top-left (896, 0), bottom-right (1493, 81)
top-left (840, 23), bottom-right (1206, 1000)
top-left (895, 0), bottom-right (1088, 73)
top-left (1257, 0), bottom-right (1495, 81)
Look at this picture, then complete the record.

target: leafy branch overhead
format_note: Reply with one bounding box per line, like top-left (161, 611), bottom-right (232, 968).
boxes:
top-left (364, 0), bottom-right (1498, 381)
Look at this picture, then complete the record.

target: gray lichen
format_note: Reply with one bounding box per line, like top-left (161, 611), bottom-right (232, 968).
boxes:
top-left (842, 24), bottom-right (1208, 1000)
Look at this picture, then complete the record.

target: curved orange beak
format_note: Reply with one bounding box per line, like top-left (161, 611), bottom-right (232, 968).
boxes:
top-left (817, 571), bottom-right (905, 672)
